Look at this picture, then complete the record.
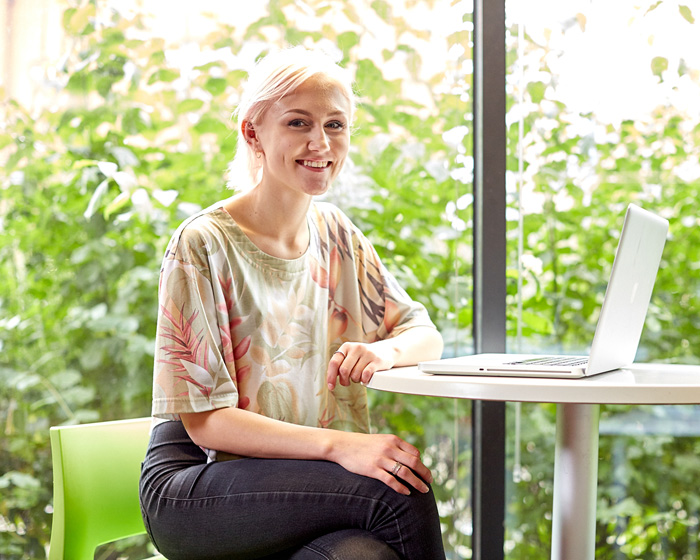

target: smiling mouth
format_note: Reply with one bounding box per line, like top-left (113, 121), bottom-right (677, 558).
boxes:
top-left (298, 160), bottom-right (331, 169)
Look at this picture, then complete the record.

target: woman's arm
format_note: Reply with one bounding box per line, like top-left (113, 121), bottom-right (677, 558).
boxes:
top-left (326, 325), bottom-right (443, 390)
top-left (180, 406), bottom-right (432, 496)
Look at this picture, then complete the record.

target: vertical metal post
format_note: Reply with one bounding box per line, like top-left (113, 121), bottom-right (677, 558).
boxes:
top-left (472, 0), bottom-right (506, 559)
top-left (551, 404), bottom-right (601, 560)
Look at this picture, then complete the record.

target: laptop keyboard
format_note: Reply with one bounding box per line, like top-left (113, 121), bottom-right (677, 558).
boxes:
top-left (504, 356), bottom-right (589, 367)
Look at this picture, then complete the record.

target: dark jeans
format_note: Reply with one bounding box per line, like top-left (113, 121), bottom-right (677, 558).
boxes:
top-left (139, 421), bottom-right (446, 560)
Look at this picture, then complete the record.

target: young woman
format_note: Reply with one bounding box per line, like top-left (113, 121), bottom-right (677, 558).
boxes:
top-left (139, 47), bottom-right (446, 560)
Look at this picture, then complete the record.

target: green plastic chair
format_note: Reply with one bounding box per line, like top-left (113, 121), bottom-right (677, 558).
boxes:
top-left (49, 417), bottom-right (165, 560)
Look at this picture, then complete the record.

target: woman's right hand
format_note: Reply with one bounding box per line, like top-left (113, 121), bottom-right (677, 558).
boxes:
top-left (326, 430), bottom-right (433, 496)
top-left (182, 407), bottom-right (433, 496)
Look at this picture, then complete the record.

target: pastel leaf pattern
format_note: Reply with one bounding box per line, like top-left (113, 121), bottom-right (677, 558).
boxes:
top-left (309, 254), bottom-right (329, 288)
top-left (234, 336), bottom-right (251, 360)
top-left (329, 308), bottom-right (349, 340)
top-left (158, 305), bottom-right (208, 373)
top-left (328, 246), bottom-right (342, 299)
top-left (258, 380), bottom-right (295, 421)
top-left (178, 360), bottom-right (214, 399)
top-left (151, 202), bottom-right (434, 438)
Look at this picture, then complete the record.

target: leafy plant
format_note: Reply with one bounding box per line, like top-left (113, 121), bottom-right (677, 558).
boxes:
top-left (503, 3), bottom-right (700, 558)
top-left (1, 1), bottom-right (472, 557)
top-left (1, 0), bottom-right (699, 559)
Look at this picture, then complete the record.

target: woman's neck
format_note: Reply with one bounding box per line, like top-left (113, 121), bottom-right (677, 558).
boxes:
top-left (224, 187), bottom-right (312, 260)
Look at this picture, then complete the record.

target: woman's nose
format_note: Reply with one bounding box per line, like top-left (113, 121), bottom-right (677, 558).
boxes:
top-left (308, 126), bottom-right (330, 151)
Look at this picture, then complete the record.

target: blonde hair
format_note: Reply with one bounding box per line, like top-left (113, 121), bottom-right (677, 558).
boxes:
top-left (227, 46), bottom-right (357, 192)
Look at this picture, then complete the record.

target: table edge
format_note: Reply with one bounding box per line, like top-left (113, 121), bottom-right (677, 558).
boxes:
top-left (365, 363), bottom-right (700, 405)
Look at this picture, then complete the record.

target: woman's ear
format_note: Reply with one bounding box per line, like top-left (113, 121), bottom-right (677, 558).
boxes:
top-left (242, 120), bottom-right (264, 158)
top-left (242, 120), bottom-right (257, 145)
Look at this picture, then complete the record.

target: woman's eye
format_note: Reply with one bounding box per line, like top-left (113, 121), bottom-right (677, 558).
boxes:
top-left (326, 121), bottom-right (346, 130)
top-left (288, 119), bottom-right (306, 127)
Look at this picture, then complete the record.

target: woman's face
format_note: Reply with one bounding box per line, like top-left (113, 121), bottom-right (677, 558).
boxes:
top-left (249, 76), bottom-right (352, 198)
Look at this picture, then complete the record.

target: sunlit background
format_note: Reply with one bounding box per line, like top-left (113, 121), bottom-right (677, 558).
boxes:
top-left (2, 0), bottom-right (699, 559)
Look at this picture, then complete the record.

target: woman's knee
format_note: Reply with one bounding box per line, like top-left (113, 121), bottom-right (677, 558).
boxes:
top-left (291, 529), bottom-right (401, 560)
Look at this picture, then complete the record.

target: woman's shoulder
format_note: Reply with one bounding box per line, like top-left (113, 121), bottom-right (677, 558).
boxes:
top-left (181, 206), bottom-right (228, 235)
top-left (165, 202), bottom-right (231, 259)
top-left (310, 201), bottom-right (359, 235)
top-left (310, 201), bottom-right (380, 265)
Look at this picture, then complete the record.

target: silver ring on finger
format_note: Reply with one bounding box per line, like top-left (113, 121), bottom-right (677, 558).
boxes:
top-left (334, 350), bottom-right (346, 359)
top-left (391, 461), bottom-right (403, 476)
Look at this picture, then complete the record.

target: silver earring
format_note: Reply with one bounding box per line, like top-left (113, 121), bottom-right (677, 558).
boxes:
top-left (256, 152), bottom-right (262, 159)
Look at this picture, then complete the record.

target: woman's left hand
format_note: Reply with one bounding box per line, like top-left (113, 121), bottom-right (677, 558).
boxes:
top-left (326, 342), bottom-right (397, 391)
top-left (326, 327), bottom-right (443, 391)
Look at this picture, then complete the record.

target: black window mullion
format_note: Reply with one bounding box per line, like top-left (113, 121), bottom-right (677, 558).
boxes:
top-left (472, 0), bottom-right (507, 558)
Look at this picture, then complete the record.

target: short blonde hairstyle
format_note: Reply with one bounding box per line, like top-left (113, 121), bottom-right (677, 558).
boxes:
top-left (227, 46), bottom-right (357, 191)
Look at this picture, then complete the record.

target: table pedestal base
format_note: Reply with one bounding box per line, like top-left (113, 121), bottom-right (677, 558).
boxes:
top-left (551, 403), bottom-right (601, 560)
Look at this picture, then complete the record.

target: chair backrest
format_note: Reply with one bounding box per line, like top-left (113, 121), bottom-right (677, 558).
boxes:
top-left (49, 417), bottom-right (159, 560)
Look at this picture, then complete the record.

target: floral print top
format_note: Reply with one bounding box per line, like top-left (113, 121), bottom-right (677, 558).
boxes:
top-left (152, 200), bottom-right (436, 460)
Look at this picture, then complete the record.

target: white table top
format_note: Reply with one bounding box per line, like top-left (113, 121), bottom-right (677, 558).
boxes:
top-left (366, 363), bottom-right (700, 405)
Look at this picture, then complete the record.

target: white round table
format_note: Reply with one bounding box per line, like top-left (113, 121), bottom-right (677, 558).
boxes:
top-left (366, 363), bottom-right (700, 560)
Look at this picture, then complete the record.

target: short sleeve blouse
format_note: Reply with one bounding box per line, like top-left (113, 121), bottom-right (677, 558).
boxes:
top-left (151, 200), bottom-right (437, 458)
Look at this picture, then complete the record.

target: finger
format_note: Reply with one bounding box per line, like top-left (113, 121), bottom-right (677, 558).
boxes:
top-left (392, 443), bottom-right (433, 484)
top-left (326, 368), bottom-right (336, 391)
top-left (384, 459), bottom-right (429, 494)
top-left (349, 357), bottom-right (373, 383)
top-left (349, 352), bottom-right (381, 384)
top-left (326, 349), bottom-right (346, 390)
top-left (337, 362), bottom-right (351, 386)
top-left (338, 353), bottom-right (360, 387)
top-left (360, 362), bottom-right (378, 385)
top-left (396, 438), bottom-right (421, 458)
top-left (396, 464), bottom-right (431, 494)
top-left (378, 469), bottom-right (411, 496)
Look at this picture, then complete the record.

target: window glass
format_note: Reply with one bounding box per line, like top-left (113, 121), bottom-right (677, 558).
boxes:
top-left (0, 1), bottom-right (474, 557)
top-left (505, 1), bottom-right (700, 557)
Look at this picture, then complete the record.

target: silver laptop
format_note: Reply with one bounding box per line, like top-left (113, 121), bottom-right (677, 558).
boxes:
top-left (419, 204), bottom-right (669, 379)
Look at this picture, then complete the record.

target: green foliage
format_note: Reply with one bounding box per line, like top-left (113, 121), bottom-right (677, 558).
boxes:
top-left (0, 1), bottom-right (471, 558)
top-left (2, 1), bottom-right (699, 559)
top-left (503, 5), bottom-right (700, 558)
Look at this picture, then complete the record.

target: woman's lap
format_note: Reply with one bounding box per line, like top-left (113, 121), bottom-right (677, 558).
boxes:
top-left (139, 421), bottom-right (444, 560)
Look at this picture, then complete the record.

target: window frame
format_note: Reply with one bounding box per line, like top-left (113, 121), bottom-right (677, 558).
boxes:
top-left (471, 1), bottom-right (507, 559)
